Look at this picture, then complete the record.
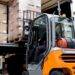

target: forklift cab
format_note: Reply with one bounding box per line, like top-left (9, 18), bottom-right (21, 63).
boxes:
top-left (28, 14), bottom-right (75, 64)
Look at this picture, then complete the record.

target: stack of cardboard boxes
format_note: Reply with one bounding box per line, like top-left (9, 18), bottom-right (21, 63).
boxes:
top-left (8, 0), bottom-right (19, 41)
top-left (8, 0), bottom-right (41, 42)
top-left (0, 4), bottom-right (7, 43)
top-left (0, 0), bottom-right (41, 42)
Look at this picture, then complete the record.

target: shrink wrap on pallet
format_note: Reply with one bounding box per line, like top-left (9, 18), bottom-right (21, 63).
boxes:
top-left (8, 0), bottom-right (41, 42)
top-left (0, 4), bottom-right (7, 43)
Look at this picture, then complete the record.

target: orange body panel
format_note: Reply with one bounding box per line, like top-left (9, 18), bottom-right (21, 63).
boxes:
top-left (42, 48), bottom-right (75, 75)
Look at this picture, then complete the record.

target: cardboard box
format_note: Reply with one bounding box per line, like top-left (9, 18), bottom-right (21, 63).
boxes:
top-left (0, 22), bottom-right (7, 33)
top-left (0, 34), bottom-right (7, 43)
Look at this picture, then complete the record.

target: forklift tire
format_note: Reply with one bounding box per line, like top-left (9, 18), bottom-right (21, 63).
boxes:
top-left (50, 70), bottom-right (64, 75)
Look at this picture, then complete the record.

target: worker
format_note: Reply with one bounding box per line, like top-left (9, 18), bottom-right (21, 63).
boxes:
top-left (56, 38), bottom-right (68, 48)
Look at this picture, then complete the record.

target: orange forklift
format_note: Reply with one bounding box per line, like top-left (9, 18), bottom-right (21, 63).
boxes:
top-left (26, 13), bottom-right (75, 75)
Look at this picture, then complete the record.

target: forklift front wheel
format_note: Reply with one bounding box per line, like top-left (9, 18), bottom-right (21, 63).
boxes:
top-left (50, 70), bottom-right (64, 75)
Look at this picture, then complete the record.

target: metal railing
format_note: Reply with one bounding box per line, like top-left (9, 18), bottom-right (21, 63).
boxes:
top-left (23, 10), bottom-right (41, 41)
